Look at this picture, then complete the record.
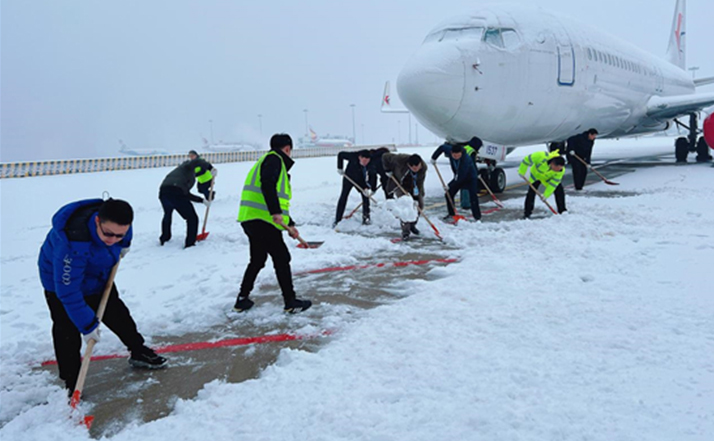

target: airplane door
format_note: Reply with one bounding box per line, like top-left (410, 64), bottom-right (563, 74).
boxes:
top-left (557, 43), bottom-right (575, 86)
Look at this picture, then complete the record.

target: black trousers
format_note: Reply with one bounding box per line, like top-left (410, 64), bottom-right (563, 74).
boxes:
top-left (335, 178), bottom-right (370, 223)
top-left (45, 286), bottom-right (145, 391)
top-left (239, 220), bottom-right (296, 306)
top-left (160, 192), bottom-right (199, 247)
top-left (446, 178), bottom-right (481, 220)
top-left (571, 160), bottom-right (588, 190)
top-left (197, 180), bottom-right (215, 200)
top-left (524, 181), bottom-right (566, 217)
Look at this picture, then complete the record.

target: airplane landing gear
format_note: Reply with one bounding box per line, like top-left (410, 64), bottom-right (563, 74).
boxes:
top-left (479, 161), bottom-right (506, 193)
top-left (674, 113), bottom-right (705, 163)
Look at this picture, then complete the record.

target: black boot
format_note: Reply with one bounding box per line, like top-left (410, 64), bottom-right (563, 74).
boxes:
top-left (233, 296), bottom-right (255, 312)
top-left (284, 298), bottom-right (312, 314)
top-left (129, 346), bottom-right (168, 369)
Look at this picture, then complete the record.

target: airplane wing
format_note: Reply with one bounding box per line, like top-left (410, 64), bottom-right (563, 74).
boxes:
top-left (694, 77), bottom-right (714, 87)
top-left (380, 81), bottom-right (409, 113)
top-left (646, 92), bottom-right (714, 120)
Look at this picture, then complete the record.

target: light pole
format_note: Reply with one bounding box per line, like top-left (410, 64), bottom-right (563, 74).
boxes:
top-left (350, 104), bottom-right (356, 144)
top-left (303, 109), bottom-right (309, 137)
top-left (209, 119), bottom-right (214, 144)
top-left (397, 120), bottom-right (401, 145)
top-left (415, 123), bottom-right (419, 145)
top-left (258, 114), bottom-right (262, 136)
top-left (688, 66), bottom-right (700, 79)
top-left (408, 113), bottom-right (412, 144)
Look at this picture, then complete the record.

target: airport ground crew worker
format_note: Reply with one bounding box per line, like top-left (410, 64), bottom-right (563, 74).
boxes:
top-left (188, 150), bottom-right (217, 200)
top-left (39, 198), bottom-right (167, 394)
top-left (333, 149), bottom-right (378, 227)
top-left (158, 156), bottom-right (213, 248)
top-left (519, 150), bottom-right (567, 218)
top-left (383, 153), bottom-right (427, 240)
top-left (431, 144), bottom-right (481, 221)
top-left (566, 128), bottom-right (598, 190)
top-left (460, 136), bottom-right (482, 209)
top-left (234, 133), bottom-right (312, 314)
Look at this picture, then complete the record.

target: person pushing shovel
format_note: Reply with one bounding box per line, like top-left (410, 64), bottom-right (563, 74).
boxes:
top-left (39, 198), bottom-right (167, 396)
top-left (234, 133), bottom-right (312, 314)
top-left (518, 150), bottom-right (567, 218)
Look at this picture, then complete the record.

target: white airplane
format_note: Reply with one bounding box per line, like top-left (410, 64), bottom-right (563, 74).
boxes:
top-left (298, 126), bottom-right (354, 148)
top-left (118, 139), bottom-right (169, 156)
top-left (200, 137), bottom-right (262, 152)
top-left (385, 0), bottom-right (714, 192)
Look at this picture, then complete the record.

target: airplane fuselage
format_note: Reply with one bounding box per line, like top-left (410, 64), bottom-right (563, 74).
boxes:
top-left (397, 5), bottom-right (694, 146)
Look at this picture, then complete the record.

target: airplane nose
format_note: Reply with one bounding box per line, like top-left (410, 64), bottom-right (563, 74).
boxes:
top-left (397, 44), bottom-right (465, 126)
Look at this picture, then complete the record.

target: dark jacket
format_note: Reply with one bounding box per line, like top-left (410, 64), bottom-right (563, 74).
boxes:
top-left (38, 199), bottom-right (132, 333)
top-left (159, 159), bottom-right (204, 202)
top-left (337, 151), bottom-right (377, 190)
top-left (432, 144), bottom-right (477, 182)
top-left (566, 132), bottom-right (595, 163)
top-left (370, 147), bottom-right (391, 181)
top-left (382, 153), bottom-right (427, 207)
top-left (262, 148), bottom-right (296, 226)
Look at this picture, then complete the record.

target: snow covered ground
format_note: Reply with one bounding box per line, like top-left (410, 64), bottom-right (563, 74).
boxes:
top-left (1, 138), bottom-right (713, 440)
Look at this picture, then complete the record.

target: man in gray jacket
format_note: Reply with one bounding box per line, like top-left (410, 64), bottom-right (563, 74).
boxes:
top-left (159, 159), bottom-right (211, 248)
top-left (383, 153), bottom-right (427, 240)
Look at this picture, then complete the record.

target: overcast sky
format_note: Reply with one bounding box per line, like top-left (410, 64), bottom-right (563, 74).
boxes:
top-left (2, 0), bottom-right (713, 161)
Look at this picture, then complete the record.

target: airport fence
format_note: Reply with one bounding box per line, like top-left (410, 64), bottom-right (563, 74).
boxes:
top-left (0, 144), bottom-right (395, 179)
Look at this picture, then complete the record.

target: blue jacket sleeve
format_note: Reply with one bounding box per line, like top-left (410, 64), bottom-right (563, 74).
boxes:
top-left (52, 241), bottom-right (98, 334)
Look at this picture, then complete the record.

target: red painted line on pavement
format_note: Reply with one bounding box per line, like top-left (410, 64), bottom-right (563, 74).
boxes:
top-left (295, 257), bottom-right (458, 276)
top-left (40, 331), bottom-right (331, 367)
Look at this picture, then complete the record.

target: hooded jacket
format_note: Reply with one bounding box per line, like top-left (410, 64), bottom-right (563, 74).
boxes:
top-left (38, 199), bottom-right (132, 333)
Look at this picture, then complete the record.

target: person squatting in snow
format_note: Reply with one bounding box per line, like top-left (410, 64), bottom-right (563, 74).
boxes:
top-left (382, 153), bottom-right (428, 241)
top-left (333, 149), bottom-right (378, 228)
top-left (38, 198), bottom-right (167, 395)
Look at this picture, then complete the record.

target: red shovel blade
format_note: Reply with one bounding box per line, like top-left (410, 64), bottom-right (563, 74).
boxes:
top-left (70, 390), bottom-right (94, 429)
top-left (297, 241), bottom-right (324, 249)
top-left (604, 180), bottom-right (620, 186)
top-left (196, 232), bottom-right (210, 241)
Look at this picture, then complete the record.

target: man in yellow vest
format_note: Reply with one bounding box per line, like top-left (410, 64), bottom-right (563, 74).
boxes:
top-left (188, 150), bottom-right (217, 201)
top-left (234, 134), bottom-right (312, 314)
top-left (518, 150), bottom-right (567, 219)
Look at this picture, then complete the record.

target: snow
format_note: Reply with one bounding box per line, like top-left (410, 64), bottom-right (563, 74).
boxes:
top-left (1, 139), bottom-right (713, 440)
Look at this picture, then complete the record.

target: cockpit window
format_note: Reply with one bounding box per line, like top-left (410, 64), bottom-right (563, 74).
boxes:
top-left (424, 27), bottom-right (483, 44)
top-left (484, 28), bottom-right (503, 48)
top-left (500, 29), bottom-right (520, 49)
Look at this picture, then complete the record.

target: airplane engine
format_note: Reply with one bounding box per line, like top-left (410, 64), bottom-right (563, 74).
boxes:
top-left (704, 112), bottom-right (714, 150)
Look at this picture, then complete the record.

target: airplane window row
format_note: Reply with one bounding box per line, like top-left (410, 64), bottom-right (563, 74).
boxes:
top-left (586, 47), bottom-right (655, 77)
top-left (423, 27), bottom-right (520, 50)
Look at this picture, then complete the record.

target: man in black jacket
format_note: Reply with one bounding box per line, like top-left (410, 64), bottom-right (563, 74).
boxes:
top-left (370, 147), bottom-right (391, 199)
top-left (431, 144), bottom-right (481, 221)
top-left (333, 149), bottom-right (378, 228)
top-left (159, 158), bottom-right (212, 248)
top-left (566, 128), bottom-right (598, 190)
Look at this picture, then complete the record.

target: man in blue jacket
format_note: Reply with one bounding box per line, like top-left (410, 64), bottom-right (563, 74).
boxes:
top-left (431, 144), bottom-right (481, 221)
top-left (38, 198), bottom-right (167, 394)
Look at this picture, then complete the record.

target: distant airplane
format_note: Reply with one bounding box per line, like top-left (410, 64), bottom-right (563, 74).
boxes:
top-left (200, 137), bottom-right (263, 152)
top-left (298, 126), bottom-right (354, 148)
top-left (387, 0), bottom-right (714, 191)
top-left (118, 139), bottom-right (169, 156)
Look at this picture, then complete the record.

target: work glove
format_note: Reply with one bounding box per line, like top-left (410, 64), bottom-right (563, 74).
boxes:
top-left (362, 189), bottom-right (371, 198)
top-left (203, 199), bottom-right (212, 207)
top-left (385, 171), bottom-right (394, 178)
top-left (211, 168), bottom-right (218, 177)
top-left (430, 158), bottom-right (437, 165)
top-left (337, 169), bottom-right (345, 176)
top-left (567, 150), bottom-right (574, 156)
top-left (83, 327), bottom-right (101, 344)
top-left (120, 247), bottom-right (130, 258)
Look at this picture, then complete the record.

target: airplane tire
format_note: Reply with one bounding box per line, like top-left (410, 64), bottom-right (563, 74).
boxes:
top-left (675, 137), bottom-right (689, 163)
top-left (490, 167), bottom-right (506, 193)
top-left (696, 137), bottom-right (712, 162)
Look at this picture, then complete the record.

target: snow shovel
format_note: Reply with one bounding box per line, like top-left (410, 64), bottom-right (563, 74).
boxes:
top-left (389, 174), bottom-right (442, 240)
top-left (70, 259), bottom-right (121, 429)
top-left (570, 152), bottom-right (619, 185)
top-left (432, 163), bottom-right (466, 223)
top-left (519, 175), bottom-right (558, 215)
top-left (342, 173), bottom-right (380, 205)
top-left (275, 220), bottom-right (323, 249)
top-left (196, 177), bottom-right (216, 241)
top-left (344, 184), bottom-right (382, 219)
top-left (477, 175), bottom-right (505, 209)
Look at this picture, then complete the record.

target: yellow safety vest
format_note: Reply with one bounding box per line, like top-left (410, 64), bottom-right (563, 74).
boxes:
top-left (518, 150), bottom-right (564, 199)
top-left (195, 166), bottom-right (213, 184)
top-left (237, 151), bottom-right (291, 230)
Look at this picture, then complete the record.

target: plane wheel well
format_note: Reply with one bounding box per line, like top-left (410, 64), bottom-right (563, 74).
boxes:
top-left (675, 137), bottom-right (689, 163)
